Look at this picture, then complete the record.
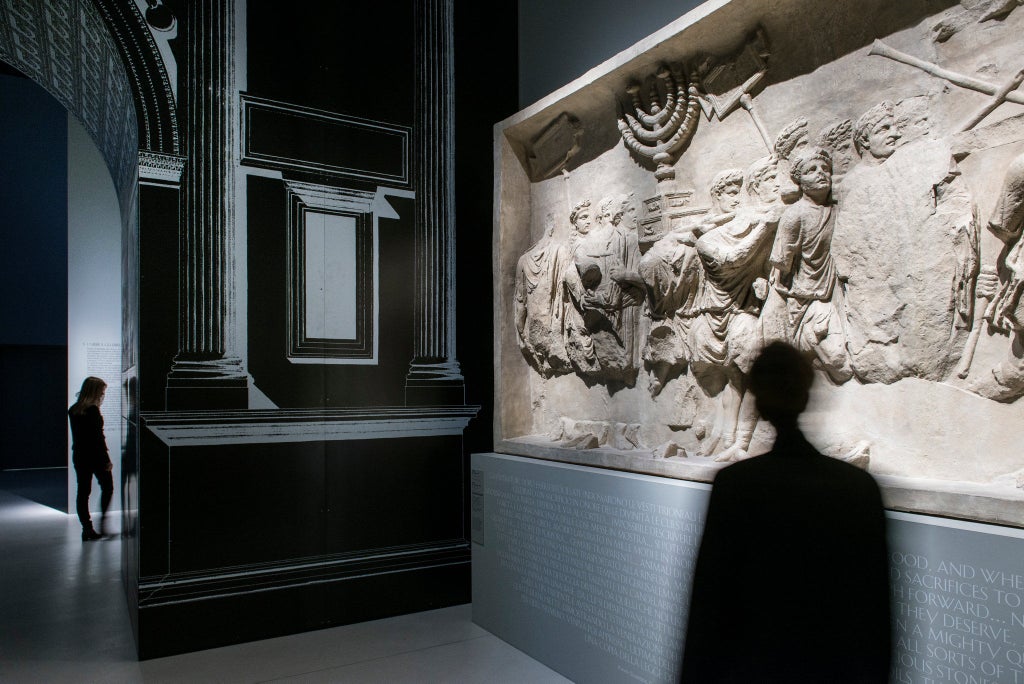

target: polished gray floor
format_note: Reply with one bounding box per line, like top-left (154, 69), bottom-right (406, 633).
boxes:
top-left (0, 488), bottom-right (571, 683)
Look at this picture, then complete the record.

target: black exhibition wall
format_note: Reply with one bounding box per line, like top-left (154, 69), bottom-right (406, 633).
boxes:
top-left (0, 0), bottom-right (516, 658)
top-left (518, 0), bottom-right (705, 107)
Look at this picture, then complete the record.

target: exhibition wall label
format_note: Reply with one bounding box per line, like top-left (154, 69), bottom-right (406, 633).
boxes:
top-left (472, 453), bottom-right (1024, 684)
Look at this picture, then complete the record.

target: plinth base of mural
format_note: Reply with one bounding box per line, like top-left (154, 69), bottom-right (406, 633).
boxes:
top-left (134, 410), bottom-right (474, 657)
top-left (405, 383), bottom-right (466, 406)
top-left (164, 384), bottom-right (248, 410)
top-left (495, 437), bottom-right (1024, 529)
top-left (472, 452), bottom-right (1024, 684)
top-left (137, 555), bottom-right (469, 659)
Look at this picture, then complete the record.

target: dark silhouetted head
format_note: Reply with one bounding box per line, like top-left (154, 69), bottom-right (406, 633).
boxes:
top-left (70, 376), bottom-right (107, 415)
top-left (748, 342), bottom-right (814, 428)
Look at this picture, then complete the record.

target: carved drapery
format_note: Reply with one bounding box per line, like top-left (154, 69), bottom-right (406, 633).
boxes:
top-left (407, 0), bottom-right (464, 405)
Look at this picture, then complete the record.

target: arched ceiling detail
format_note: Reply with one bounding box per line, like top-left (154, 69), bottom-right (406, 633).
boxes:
top-left (92, 0), bottom-right (179, 156)
top-left (0, 0), bottom-right (180, 207)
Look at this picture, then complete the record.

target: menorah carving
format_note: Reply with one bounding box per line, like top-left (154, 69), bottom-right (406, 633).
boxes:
top-left (617, 65), bottom-right (701, 181)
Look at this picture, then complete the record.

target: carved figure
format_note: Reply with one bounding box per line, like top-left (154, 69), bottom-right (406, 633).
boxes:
top-left (602, 195), bottom-right (646, 370)
top-left (762, 147), bottom-right (852, 383)
top-left (834, 102), bottom-right (980, 383)
top-left (746, 155), bottom-right (783, 206)
top-left (561, 198), bottom-right (643, 385)
top-left (972, 153), bottom-right (1024, 401)
top-left (690, 163), bottom-right (781, 459)
top-left (773, 116), bottom-right (811, 202)
top-left (513, 219), bottom-right (570, 376)
top-left (816, 119), bottom-right (855, 177)
top-left (894, 96), bottom-right (933, 147)
top-left (638, 172), bottom-right (749, 399)
top-left (639, 219), bottom-right (707, 396)
top-left (853, 101), bottom-right (900, 165)
top-left (774, 117), bottom-right (809, 161)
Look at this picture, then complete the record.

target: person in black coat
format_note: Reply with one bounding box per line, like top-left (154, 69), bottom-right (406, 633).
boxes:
top-left (680, 342), bottom-right (891, 683)
top-left (68, 376), bottom-right (113, 541)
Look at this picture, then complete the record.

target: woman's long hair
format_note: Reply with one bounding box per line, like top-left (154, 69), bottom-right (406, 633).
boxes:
top-left (70, 376), bottom-right (107, 415)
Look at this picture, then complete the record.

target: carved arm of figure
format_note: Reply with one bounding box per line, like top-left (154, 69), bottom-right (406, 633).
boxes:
top-left (581, 292), bottom-right (610, 311)
top-left (513, 265), bottom-right (528, 339)
top-left (666, 226), bottom-right (701, 250)
top-left (769, 208), bottom-right (802, 290)
top-left (608, 263), bottom-right (644, 289)
top-left (697, 211), bottom-right (737, 236)
top-left (564, 258), bottom-right (612, 312)
top-left (752, 277), bottom-right (769, 301)
top-left (561, 259), bottom-right (587, 308)
top-left (608, 263), bottom-right (645, 308)
top-left (699, 212), bottom-right (777, 267)
top-left (987, 153), bottom-right (1024, 244)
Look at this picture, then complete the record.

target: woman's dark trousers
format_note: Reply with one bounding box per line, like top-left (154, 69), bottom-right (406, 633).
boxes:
top-left (75, 465), bottom-right (113, 533)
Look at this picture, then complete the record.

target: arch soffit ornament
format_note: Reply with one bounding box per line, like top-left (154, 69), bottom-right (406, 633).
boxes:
top-left (0, 0), bottom-right (180, 206)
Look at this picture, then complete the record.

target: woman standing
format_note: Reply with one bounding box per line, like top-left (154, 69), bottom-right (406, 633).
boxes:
top-left (68, 376), bottom-right (113, 541)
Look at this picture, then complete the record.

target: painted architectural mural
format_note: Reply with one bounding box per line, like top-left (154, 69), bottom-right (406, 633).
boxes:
top-left (496, 0), bottom-right (1024, 526)
top-left (0, 0), bottom-right (495, 658)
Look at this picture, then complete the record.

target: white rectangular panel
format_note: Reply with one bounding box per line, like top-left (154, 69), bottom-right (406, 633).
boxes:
top-left (304, 212), bottom-right (357, 340)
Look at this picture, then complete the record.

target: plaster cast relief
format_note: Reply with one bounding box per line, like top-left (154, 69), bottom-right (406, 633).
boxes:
top-left (499, 1), bottom-right (1024, 524)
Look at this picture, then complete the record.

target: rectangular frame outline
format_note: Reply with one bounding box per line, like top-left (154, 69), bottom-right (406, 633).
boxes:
top-left (286, 195), bottom-right (376, 362)
top-left (240, 93), bottom-right (410, 186)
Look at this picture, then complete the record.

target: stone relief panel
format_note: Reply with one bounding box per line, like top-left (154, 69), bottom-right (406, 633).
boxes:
top-left (495, 0), bottom-right (1024, 526)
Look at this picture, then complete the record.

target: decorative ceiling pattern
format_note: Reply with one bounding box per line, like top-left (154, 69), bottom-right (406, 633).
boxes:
top-left (0, 0), bottom-right (138, 205)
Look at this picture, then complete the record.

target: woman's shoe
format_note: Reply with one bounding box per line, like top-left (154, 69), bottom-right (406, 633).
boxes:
top-left (82, 528), bottom-right (102, 541)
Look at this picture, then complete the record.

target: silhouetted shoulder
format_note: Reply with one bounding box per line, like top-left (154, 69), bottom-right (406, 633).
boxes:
top-left (683, 430), bottom-right (891, 683)
top-left (717, 436), bottom-right (878, 485)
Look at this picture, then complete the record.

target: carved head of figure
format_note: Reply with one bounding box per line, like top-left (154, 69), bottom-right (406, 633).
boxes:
top-left (745, 156), bottom-right (782, 205)
top-left (894, 96), bottom-right (931, 146)
top-left (570, 199), bottom-right (593, 234)
top-left (774, 117), bottom-right (809, 161)
top-left (709, 169), bottom-right (745, 213)
top-left (598, 196), bottom-right (623, 227)
top-left (617, 194), bottom-right (639, 230)
top-left (790, 146), bottom-right (833, 201)
top-left (816, 119), bottom-right (855, 175)
top-left (854, 101), bottom-right (900, 162)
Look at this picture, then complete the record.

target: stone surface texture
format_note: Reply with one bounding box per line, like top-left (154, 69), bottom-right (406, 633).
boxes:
top-left (494, 0), bottom-right (1024, 526)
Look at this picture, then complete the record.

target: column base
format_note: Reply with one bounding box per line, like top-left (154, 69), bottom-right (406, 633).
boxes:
top-left (166, 357), bottom-right (249, 410)
top-left (406, 360), bottom-right (465, 406)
